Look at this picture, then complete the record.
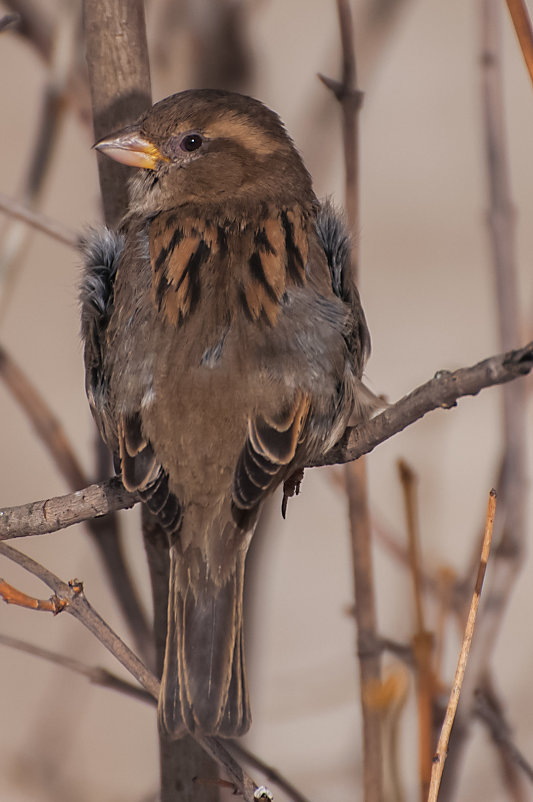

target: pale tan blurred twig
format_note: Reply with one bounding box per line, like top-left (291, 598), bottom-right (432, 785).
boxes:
top-left (505, 0), bottom-right (533, 85)
top-left (428, 490), bottom-right (495, 802)
top-left (365, 668), bottom-right (409, 802)
top-left (398, 460), bottom-right (435, 801)
top-left (0, 192), bottom-right (78, 248)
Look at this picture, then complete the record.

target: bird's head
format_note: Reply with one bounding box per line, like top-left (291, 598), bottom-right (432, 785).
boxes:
top-left (94, 89), bottom-right (315, 217)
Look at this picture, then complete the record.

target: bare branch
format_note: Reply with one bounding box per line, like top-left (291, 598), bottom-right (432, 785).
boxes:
top-left (0, 477), bottom-right (136, 540)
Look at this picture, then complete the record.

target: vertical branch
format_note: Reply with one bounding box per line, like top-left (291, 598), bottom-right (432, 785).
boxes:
top-left (321, 2), bottom-right (382, 799)
top-left (83, 0), bottom-right (152, 227)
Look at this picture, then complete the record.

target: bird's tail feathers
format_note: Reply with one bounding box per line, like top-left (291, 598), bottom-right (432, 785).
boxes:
top-left (158, 546), bottom-right (250, 738)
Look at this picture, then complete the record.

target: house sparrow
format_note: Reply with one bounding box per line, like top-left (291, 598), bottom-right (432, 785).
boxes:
top-left (80, 89), bottom-right (373, 738)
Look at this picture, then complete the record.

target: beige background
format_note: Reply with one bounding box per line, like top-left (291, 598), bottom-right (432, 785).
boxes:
top-left (1, 1), bottom-right (532, 800)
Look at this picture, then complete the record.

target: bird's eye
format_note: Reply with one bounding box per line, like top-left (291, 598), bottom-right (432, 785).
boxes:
top-left (180, 133), bottom-right (203, 152)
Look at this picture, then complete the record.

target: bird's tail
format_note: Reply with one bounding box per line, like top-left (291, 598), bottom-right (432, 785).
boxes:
top-left (158, 545), bottom-right (250, 738)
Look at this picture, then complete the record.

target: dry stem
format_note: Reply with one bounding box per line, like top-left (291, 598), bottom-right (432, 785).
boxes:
top-left (505, 0), bottom-right (533, 85)
top-left (427, 490), bottom-right (496, 801)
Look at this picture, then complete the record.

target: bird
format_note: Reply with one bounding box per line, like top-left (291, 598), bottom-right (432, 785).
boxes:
top-left (80, 88), bottom-right (374, 739)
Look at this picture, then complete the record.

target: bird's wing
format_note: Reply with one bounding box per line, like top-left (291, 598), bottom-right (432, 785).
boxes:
top-left (232, 391), bottom-right (310, 514)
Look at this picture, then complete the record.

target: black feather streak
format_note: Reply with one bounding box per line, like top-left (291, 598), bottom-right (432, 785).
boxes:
top-left (280, 210), bottom-right (304, 284)
top-left (248, 251), bottom-right (278, 303)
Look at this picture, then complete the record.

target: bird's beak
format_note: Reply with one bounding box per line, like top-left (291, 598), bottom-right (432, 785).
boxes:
top-left (93, 126), bottom-right (169, 170)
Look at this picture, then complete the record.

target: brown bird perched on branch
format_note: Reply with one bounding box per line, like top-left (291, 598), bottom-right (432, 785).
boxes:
top-left (80, 89), bottom-right (374, 738)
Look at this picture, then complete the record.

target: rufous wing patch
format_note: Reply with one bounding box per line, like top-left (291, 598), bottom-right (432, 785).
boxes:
top-left (150, 213), bottom-right (215, 326)
top-left (151, 205), bottom-right (310, 327)
top-left (240, 206), bottom-right (309, 324)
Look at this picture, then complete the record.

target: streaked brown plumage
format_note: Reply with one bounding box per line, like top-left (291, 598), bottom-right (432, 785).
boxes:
top-left (80, 89), bottom-right (374, 738)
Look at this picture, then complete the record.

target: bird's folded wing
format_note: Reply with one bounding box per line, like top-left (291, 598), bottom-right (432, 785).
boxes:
top-left (232, 391), bottom-right (310, 511)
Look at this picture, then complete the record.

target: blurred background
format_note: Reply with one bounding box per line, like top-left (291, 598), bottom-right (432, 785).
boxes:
top-left (1, 1), bottom-right (532, 800)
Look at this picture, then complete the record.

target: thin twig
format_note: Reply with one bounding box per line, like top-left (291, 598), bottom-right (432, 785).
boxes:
top-left (427, 490), bottom-right (496, 802)
top-left (505, 0), bottom-right (533, 85)
top-left (0, 633), bottom-right (154, 704)
top-left (229, 740), bottom-right (312, 802)
top-left (0, 577), bottom-right (65, 612)
top-left (0, 192), bottom-right (78, 248)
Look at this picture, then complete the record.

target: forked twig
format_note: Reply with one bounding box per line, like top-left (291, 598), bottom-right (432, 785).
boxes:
top-left (0, 540), bottom-right (267, 801)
